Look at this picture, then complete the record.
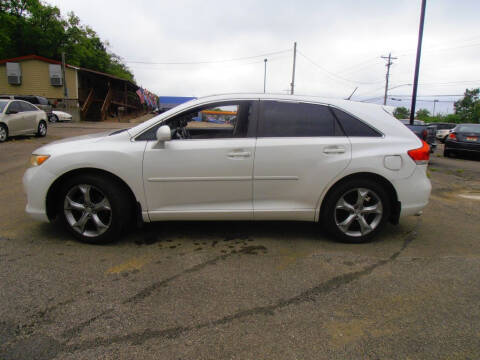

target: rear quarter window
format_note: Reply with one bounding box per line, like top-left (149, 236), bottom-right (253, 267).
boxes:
top-left (331, 108), bottom-right (382, 137)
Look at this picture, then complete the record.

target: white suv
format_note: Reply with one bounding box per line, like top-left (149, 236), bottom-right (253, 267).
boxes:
top-left (23, 94), bottom-right (431, 244)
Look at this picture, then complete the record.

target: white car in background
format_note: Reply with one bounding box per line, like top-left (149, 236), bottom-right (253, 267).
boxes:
top-left (23, 93), bottom-right (431, 244)
top-left (51, 110), bottom-right (73, 122)
top-left (0, 99), bottom-right (48, 142)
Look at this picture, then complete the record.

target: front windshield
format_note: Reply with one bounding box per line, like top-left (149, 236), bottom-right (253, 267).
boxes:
top-left (0, 100), bottom-right (8, 113)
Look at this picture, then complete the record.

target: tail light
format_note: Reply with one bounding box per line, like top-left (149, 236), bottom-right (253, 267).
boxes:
top-left (448, 132), bottom-right (457, 141)
top-left (422, 129), bottom-right (427, 140)
top-left (408, 140), bottom-right (430, 165)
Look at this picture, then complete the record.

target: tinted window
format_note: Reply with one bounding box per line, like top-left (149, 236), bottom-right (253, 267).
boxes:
top-left (259, 101), bottom-right (336, 137)
top-left (457, 124), bottom-right (480, 133)
top-left (7, 101), bottom-right (23, 113)
top-left (38, 97), bottom-right (49, 105)
top-left (0, 100), bottom-right (7, 113)
top-left (20, 101), bottom-right (37, 111)
top-left (332, 108), bottom-right (382, 137)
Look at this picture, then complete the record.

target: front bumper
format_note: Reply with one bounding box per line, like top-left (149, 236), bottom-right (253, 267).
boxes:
top-left (23, 166), bottom-right (56, 222)
top-left (392, 165), bottom-right (431, 217)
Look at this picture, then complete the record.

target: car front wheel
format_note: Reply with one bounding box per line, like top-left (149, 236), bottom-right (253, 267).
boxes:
top-left (321, 179), bottom-right (391, 243)
top-left (58, 174), bottom-right (131, 244)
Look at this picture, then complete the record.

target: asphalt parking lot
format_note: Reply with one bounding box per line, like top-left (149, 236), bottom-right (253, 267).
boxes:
top-left (1, 123), bottom-right (480, 360)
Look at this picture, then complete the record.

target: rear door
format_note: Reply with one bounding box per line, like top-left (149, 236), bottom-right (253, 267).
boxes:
top-left (253, 101), bottom-right (351, 220)
top-left (19, 101), bottom-right (39, 131)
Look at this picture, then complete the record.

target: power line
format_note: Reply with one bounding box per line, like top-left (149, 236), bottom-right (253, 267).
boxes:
top-left (297, 50), bottom-right (383, 85)
top-left (124, 49), bottom-right (291, 65)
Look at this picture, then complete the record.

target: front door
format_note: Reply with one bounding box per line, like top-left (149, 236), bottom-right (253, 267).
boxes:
top-left (253, 100), bottom-right (352, 220)
top-left (4, 101), bottom-right (27, 135)
top-left (142, 100), bottom-right (257, 220)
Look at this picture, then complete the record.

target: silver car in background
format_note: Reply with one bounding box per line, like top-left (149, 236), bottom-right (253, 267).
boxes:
top-left (0, 99), bottom-right (48, 142)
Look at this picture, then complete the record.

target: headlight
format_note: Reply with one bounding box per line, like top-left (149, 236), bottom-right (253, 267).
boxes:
top-left (30, 154), bottom-right (50, 166)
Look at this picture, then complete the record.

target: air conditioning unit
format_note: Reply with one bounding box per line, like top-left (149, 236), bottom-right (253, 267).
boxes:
top-left (6, 62), bottom-right (21, 85)
top-left (49, 64), bottom-right (63, 86)
top-left (50, 76), bottom-right (63, 86)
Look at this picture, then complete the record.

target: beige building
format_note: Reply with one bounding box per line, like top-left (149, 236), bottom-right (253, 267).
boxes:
top-left (0, 55), bottom-right (78, 102)
top-left (0, 55), bottom-right (141, 121)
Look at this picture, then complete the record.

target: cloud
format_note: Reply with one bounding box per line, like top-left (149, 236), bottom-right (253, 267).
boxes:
top-left (46, 0), bottom-right (480, 113)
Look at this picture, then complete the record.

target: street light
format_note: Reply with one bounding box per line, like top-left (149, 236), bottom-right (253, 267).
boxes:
top-left (263, 58), bottom-right (267, 93)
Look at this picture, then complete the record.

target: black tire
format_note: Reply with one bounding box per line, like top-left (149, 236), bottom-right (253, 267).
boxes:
top-left (57, 174), bottom-right (132, 244)
top-left (50, 114), bottom-right (59, 123)
top-left (0, 123), bottom-right (8, 142)
top-left (321, 178), bottom-right (391, 243)
top-left (36, 120), bottom-right (47, 137)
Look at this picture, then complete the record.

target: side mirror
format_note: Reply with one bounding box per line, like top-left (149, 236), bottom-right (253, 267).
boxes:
top-left (156, 125), bottom-right (171, 142)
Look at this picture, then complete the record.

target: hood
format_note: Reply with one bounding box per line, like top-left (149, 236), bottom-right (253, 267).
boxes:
top-left (32, 130), bottom-right (121, 155)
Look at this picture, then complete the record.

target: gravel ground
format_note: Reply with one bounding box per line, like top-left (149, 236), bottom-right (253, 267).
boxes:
top-left (0, 123), bottom-right (479, 360)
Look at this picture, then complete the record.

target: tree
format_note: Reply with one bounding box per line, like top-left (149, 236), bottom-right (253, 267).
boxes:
top-left (0, 0), bottom-right (134, 82)
top-left (454, 88), bottom-right (480, 123)
top-left (416, 108), bottom-right (430, 121)
top-left (393, 106), bottom-right (410, 119)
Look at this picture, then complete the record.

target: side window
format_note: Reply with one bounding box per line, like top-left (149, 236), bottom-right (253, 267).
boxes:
top-left (7, 101), bottom-right (22, 113)
top-left (20, 102), bottom-right (37, 112)
top-left (258, 101), bottom-right (336, 137)
top-left (136, 101), bottom-right (253, 141)
top-left (331, 108), bottom-right (382, 137)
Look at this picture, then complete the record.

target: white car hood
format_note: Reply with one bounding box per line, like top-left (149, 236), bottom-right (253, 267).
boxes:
top-left (33, 130), bottom-right (118, 155)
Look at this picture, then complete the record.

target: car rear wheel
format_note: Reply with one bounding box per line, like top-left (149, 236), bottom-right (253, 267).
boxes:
top-left (321, 179), bottom-right (391, 243)
top-left (36, 121), bottom-right (47, 137)
top-left (58, 174), bottom-right (131, 244)
top-left (0, 124), bottom-right (8, 142)
top-left (50, 114), bottom-right (59, 123)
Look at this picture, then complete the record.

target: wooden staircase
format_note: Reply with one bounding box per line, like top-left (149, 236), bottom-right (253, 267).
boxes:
top-left (81, 88), bottom-right (94, 117)
top-left (100, 86), bottom-right (113, 121)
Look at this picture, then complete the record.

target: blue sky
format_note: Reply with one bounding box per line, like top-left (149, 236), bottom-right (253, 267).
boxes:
top-left (46, 0), bottom-right (480, 114)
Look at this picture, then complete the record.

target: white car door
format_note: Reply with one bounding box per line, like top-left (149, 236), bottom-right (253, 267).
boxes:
top-left (253, 100), bottom-right (352, 221)
top-left (142, 101), bottom-right (257, 220)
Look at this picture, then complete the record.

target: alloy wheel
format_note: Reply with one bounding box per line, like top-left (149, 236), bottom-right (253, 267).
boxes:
top-left (334, 187), bottom-right (383, 237)
top-left (0, 127), bottom-right (6, 142)
top-left (39, 122), bottom-right (47, 136)
top-left (64, 184), bottom-right (112, 237)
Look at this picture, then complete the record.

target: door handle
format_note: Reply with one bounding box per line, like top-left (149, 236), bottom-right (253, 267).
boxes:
top-left (323, 145), bottom-right (346, 154)
top-left (227, 151), bottom-right (251, 158)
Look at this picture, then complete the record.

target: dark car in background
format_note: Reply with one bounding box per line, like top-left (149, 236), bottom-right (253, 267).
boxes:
top-left (444, 123), bottom-right (480, 157)
top-left (399, 119), bottom-right (437, 153)
top-left (0, 95), bottom-right (53, 121)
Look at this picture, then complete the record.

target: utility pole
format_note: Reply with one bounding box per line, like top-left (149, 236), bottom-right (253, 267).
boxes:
top-left (410, 0), bottom-right (427, 125)
top-left (290, 42), bottom-right (297, 95)
top-left (381, 53), bottom-right (397, 105)
top-left (61, 52), bottom-right (68, 100)
top-left (263, 58), bottom-right (267, 93)
top-left (433, 99), bottom-right (438, 116)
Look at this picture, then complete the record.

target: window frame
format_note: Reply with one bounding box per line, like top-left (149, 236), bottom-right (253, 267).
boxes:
top-left (6, 101), bottom-right (23, 114)
top-left (329, 105), bottom-right (384, 138)
top-left (135, 100), bottom-right (259, 141)
top-left (257, 100), bottom-right (343, 138)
